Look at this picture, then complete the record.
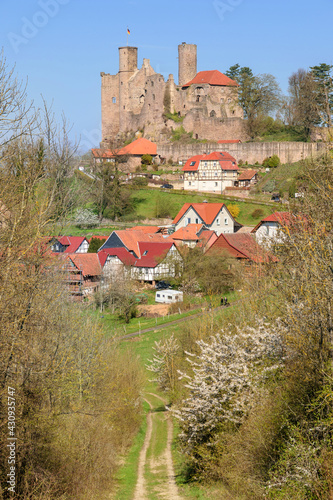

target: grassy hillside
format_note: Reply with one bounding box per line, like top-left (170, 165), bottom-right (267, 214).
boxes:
top-left (255, 160), bottom-right (304, 199)
top-left (131, 188), bottom-right (276, 226)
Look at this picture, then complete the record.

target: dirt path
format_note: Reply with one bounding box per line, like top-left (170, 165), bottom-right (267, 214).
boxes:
top-left (133, 393), bottom-right (182, 500)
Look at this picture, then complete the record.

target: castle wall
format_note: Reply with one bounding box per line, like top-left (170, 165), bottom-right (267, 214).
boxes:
top-left (183, 113), bottom-right (246, 141)
top-left (157, 142), bottom-right (326, 164)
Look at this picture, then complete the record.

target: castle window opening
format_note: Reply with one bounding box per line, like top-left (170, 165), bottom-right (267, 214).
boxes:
top-left (196, 95), bottom-right (200, 102)
top-left (123, 106), bottom-right (125, 109)
top-left (151, 81), bottom-right (154, 87)
top-left (210, 110), bottom-right (216, 117)
top-left (140, 95), bottom-right (144, 104)
top-left (112, 97), bottom-right (116, 104)
top-left (184, 105), bottom-right (186, 108)
top-left (153, 94), bottom-right (155, 101)
top-left (195, 134), bottom-right (198, 139)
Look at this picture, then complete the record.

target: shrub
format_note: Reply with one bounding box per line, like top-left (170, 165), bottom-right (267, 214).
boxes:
top-left (263, 155), bottom-right (281, 168)
top-left (251, 208), bottom-right (264, 219)
top-left (141, 154), bottom-right (153, 165)
top-left (88, 237), bottom-right (106, 253)
top-left (227, 204), bottom-right (240, 219)
top-left (262, 180), bottom-right (276, 193)
top-left (132, 176), bottom-right (148, 187)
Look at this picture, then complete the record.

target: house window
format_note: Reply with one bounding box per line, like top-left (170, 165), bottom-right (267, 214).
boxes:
top-left (214, 172), bottom-right (217, 176)
top-left (187, 217), bottom-right (191, 225)
top-left (157, 293), bottom-right (160, 297)
top-left (188, 181), bottom-right (191, 186)
top-left (225, 218), bottom-right (228, 225)
top-left (213, 162), bottom-right (216, 167)
top-left (266, 226), bottom-right (270, 235)
top-left (195, 218), bottom-right (199, 224)
top-left (145, 268), bottom-right (149, 273)
top-left (190, 161), bottom-right (196, 166)
top-left (215, 182), bottom-right (218, 187)
top-left (143, 250), bottom-right (148, 256)
top-left (112, 97), bottom-right (116, 104)
top-left (168, 295), bottom-right (172, 300)
top-left (202, 172), bottom-right (206, 176)
top-left (216, 218), bottom-right (220, 226)
top-left (204, 162), bottom-right (207, 167)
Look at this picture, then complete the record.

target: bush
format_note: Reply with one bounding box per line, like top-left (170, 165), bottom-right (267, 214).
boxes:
top-left (251, 208), bottom-right (264, 219)
top-left (227, 204), bottom-right (240, 219)
top-left (263, 155), bottom-right (281, 168)
top-left (88, 237), bottom-right (106, 253)
top-left (141, 154), bottom-right (153, 166)
top-left (132, 176), bottom-right (148, 187)
top-left (262, 180), bottom-right (277, 193)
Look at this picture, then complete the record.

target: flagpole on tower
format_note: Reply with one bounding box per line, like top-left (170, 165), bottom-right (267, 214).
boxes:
top-left (127, 27), bottom-right (130, 46)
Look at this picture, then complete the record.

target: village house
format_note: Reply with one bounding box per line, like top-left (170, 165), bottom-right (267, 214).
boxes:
top-left (63, 253), bottom-right (102, 300)
top-left (237, 169), bottom-right (259, 187)
top-left (206, 232), bottom-right (277, 264)
top-left (98, 229), bottom-right (181, 284)
top-left (182, 152), bottom-right (239, 193)
top-left (99, 241), bottom-right (181, 285)
top-left (172, 202), bottom-right (242, 236)
top-left (251, 212), bottom-right (299, 246)
top-left (91, 137), bottom-right (157, 171)
top-left (170, 223), bottom-right (218, 249)
top-left (50, 236), bottom-right (89, 254)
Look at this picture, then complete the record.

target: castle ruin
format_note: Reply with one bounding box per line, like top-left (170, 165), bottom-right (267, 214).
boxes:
top-left (100, 43), bottom-right (245, 146)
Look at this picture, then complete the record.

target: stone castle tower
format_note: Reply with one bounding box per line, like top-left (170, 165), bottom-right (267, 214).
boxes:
top-left (178, 42), bottom-right (197, 86)
top-left (100, 43), bottom-right (245, 146)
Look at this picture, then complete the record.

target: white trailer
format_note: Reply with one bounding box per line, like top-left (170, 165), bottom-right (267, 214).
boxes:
top-left (155, 290), bottom-right (183, 304)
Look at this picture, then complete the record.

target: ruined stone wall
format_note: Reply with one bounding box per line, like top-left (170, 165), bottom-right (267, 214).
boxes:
top-left (157, 142), bottom-right (326, 164)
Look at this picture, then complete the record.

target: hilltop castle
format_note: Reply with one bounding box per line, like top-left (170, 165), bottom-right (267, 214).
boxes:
top-left (100, 43), bottom-right (245, 147)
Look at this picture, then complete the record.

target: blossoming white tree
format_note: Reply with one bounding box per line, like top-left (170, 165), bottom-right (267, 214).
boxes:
top-left (173, 320), bottom-right (285, 453)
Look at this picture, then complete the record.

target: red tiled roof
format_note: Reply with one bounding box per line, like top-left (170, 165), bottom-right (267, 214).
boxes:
top-left (117, 138), bottom-right (157, 156)
top-left (182, 152), bottom-right (238, 172)
top-left (98, 248), bottom-right (136, 267)
top-left (126, 225), bottom-right (160, 234)
top-left (197, 230), bottom-right (217, 250)
top-left (173, 203), bottom-right (225, 225)
top-left (207, 233), bottom-right (277, 263)
top-left (67, 253), bottom-right (101, 276)
top-left (182, 70), bottom-right (239, 88)
top-left (91, 148), bottom-right (114, 159)
top-left (171, 224), bottom-right (204, 241)
top-left (134, 242), bottom-right (174, 268)
top-left (251, 212), bottom-right (297, 233)
top-left (238, 169), bottom-right (258, 181)
top-left (217, 139), bottom-right (241, 144)
top-left (116, 230), bottom-right (169, 256)
top-left (58, 236), bottom-right (88, 253)
top-left (182, 155), bottom-right (202, 172)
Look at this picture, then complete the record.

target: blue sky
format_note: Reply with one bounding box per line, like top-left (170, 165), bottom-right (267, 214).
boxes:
top-left (1, 0), bottom-right (332, 151)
